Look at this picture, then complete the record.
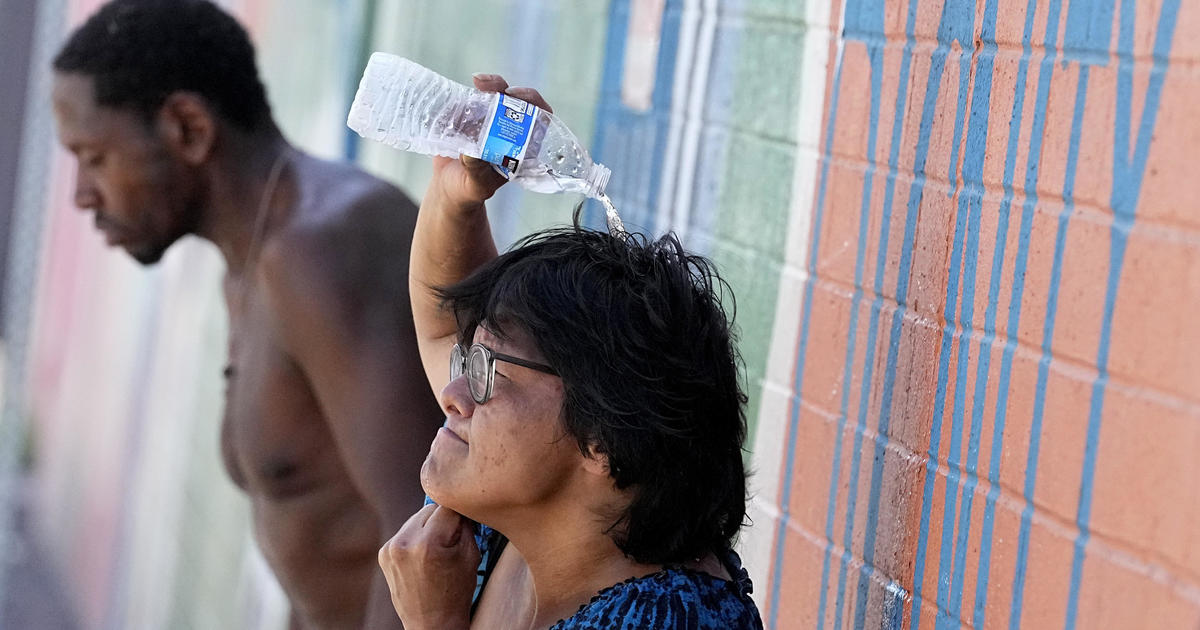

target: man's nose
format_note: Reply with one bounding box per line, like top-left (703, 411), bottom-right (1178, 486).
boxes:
top-left (73, 168), bottom-right (99, 210)
top-left (440, 375), bottom-right (476, 419)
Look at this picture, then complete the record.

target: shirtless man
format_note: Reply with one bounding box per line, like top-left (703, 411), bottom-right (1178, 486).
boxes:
top-left (50, 1), bottom-right (442, 628)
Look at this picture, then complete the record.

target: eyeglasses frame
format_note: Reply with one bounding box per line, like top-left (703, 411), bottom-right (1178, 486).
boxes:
top-left (450, 342), bottom-right (559, 404)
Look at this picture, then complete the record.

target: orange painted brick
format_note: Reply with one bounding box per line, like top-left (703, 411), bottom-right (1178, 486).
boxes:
top-left (995, 341), bottom-right (1042, 501)
top-left (885, 313), bottom-right (943, 456)
top-left (1088, 385), bottom-right (1200, 576)
top-left (830, 43), bottom-right (880, 165)
top-left (816, 162), bottom-right (874, 288)
top-left (1107, 221), bottom-right (1200, 403)
top-left (906, 184), bottom-right (956, 320)
top-left (785, 399), bottom-right (842, 536)
top-left (1029, 61), bottom-right (1081, 205)
top-left (1008, 518), bottom-right (1075, 629)
top-left (1072, 64), bottom-right (1118, 217)
top-left (1134, 70), bottom-right (1200, 231)
top-left (1174, 1), bottom-right (1200, 62)
top-left (1028, 361), bottom-right (1093, 523)
top-left (1046, 208), bottom-right (1111, 365)
top-left (980, 49), bottom-right (1025, 191)
top-left (799, 281), bottom-right (857, 412)
top-left (1072, 547), bottom-right (1200, 630)
top-left (774, 522), bottom-right (833, 628)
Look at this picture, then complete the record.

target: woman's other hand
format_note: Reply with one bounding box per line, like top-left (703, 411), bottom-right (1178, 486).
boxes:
top-left (378, 504), bottom-right (481, 630)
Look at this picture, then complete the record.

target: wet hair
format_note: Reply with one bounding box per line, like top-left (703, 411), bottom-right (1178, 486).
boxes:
top-left (53, 0), bottom-right (272, 132)
top-left (438, 215), bottom-right (749, 565)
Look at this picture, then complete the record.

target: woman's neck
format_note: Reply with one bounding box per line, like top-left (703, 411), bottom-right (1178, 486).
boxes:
top-left (499, 512), bottom-right (661, 628)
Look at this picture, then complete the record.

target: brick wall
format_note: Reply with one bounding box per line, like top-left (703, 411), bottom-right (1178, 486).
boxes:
top-left (753, 0), bottom-right (1200, 628)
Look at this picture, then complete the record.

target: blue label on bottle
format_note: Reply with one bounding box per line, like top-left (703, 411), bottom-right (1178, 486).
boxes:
top-left (480, 94), bottom-right (538, 176)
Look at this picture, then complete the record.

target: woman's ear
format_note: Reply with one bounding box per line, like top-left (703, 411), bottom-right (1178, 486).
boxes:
top-left (581, 444), bottom-right (613, 478)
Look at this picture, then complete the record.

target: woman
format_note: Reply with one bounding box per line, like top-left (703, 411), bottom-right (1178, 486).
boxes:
top-left (379, 75), bottom-right (764, 630)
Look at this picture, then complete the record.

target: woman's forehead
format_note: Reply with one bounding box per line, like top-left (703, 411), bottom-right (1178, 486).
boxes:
top-left (473, 322), bottom-right (546, 362)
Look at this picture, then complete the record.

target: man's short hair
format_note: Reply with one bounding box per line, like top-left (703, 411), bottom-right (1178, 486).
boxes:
top-left (439, 218), bottom-right (749, 565)
top-left (54, 0), bottom-right (272, 131)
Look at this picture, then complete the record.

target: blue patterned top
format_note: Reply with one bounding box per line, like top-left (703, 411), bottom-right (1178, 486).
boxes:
top-left (472, 525), bottom-right (764, 629)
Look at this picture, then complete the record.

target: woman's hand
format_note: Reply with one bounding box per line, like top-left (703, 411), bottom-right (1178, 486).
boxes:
top-left (378, 504), bottom-right (481, 630)
top-left (429, 74), bottom-right (555, 210)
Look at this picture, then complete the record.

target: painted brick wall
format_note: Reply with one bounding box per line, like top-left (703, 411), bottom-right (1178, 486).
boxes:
top-left (758, 0), bottom-right (1200, 628)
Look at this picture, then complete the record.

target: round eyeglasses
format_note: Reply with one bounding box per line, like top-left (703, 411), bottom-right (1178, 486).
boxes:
top-left (450, 343), bottom-right (559, 404)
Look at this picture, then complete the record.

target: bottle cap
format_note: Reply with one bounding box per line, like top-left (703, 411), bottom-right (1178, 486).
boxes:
top-left (585, 162), bottom-right (611, 199)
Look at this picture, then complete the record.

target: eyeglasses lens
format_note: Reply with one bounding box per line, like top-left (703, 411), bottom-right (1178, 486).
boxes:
top-left (450, 344), bottom-right (465, 381)
top-left (467, 345), bottom-right (490, 402)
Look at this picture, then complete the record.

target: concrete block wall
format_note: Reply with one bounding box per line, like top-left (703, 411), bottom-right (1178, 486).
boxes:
top-left (11, 0), bottom-right (1199, 629)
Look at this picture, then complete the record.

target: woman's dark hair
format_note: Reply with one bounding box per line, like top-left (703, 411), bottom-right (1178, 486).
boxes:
top-left (53, 0), bottom-right (272, 132)
top-left (438, 217), bottom-right (749, 565)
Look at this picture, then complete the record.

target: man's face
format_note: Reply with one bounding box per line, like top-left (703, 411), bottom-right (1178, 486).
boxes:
top-left (51, 73), bottom-right (194, 265)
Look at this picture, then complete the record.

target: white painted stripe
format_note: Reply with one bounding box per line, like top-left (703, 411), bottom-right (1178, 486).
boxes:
top-left (665, 0), bottom-right (718, 242)
top-left (739, 0), bottom-right (838, 603)
top-left (653, 0), bottom-right (701, 235)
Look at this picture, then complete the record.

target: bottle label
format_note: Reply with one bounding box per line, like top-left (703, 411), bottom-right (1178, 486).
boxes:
top-left (479, 93), bottom-right (539, 177)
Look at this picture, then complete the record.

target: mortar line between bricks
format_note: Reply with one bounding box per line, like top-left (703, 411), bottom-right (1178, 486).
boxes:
top-left (785, 396), bottom-right (1200, 596)
top-left (833, 31), bottom-right (1192, 65)
top-left (777, 516), bottom-right (923, 623)
top-left (785, 144), bottom-right (1200, 237)
top-left (779, 505), bottom-right (994, 630)
top-left (687, 226), bottom-right (799, 266)
top-left (689, 118), bottom-right (804, 148)
top-left (706, 7), bottom-right (810, 28)
top-left (794, 274), bottom-right (1200, 412)
top-left (814, 152), bottom-right (1200, 237)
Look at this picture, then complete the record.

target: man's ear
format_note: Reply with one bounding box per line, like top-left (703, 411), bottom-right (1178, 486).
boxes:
top-left (156, 92), bottom-right (216, 165)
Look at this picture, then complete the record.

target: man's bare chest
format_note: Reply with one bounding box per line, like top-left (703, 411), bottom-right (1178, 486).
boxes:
top-left (220, 292), bottom-right (335, 497)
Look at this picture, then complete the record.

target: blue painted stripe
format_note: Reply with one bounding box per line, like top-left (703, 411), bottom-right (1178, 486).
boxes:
top-left (767, 39), bottom-right (848, 630)
top-left (1003, 1), bottom-right (1067, 626)
top-left (585, 0), bottom-right (633, 230)
top-left (341, 0), bottom-right (362, 162)
top-left (587, 0), bottom-right (683, 233)
top-left (817, 242), bottom-right (862, 630)
top-left (930, 5), bottom-right (987, 626)
top-left (943, 4), bottom-right (1001, 628)
top-left (907, 3), bottom-right (978, 629)
top-left (968, 0), bottom-right (1040, 626)
top-left (1064, 1), bottom-right (1180, 628)
top-left (851, 1), bottom-right (922, 626)
top-left (826, 27), bottom-right (885, 630)
top-left (903, 25), bottom-right (960, 630)
top-left (934, 69), bottom-right (990, 630)
top-left (1027, 60), bottom-right (1092, 630)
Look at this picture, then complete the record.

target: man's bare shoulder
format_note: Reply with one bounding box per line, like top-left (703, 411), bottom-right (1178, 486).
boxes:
top-left (259, 156), bottom-right (421, 323)
top-left (287, 156), bottom-right (419, 247)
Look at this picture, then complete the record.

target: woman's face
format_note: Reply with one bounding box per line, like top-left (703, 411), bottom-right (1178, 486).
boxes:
top-left (421, 324), bottom-right (584, 522)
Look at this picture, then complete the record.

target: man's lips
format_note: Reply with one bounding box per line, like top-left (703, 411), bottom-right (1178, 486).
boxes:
top-left (94, 215), bottom-right (125, 246)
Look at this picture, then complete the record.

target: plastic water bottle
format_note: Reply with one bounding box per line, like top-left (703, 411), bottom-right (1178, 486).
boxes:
top-left (348, 53), bottom-right (611, 200)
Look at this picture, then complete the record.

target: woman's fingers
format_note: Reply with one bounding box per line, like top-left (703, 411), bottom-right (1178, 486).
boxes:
top-left (504, 86), bottom-right (553, 114)
top-left (472, 73), bottom-right (509, 93)
top-left (471, 72), bottom-right (554, 114)
top-left (425, 505), bottom-right (468, 547)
